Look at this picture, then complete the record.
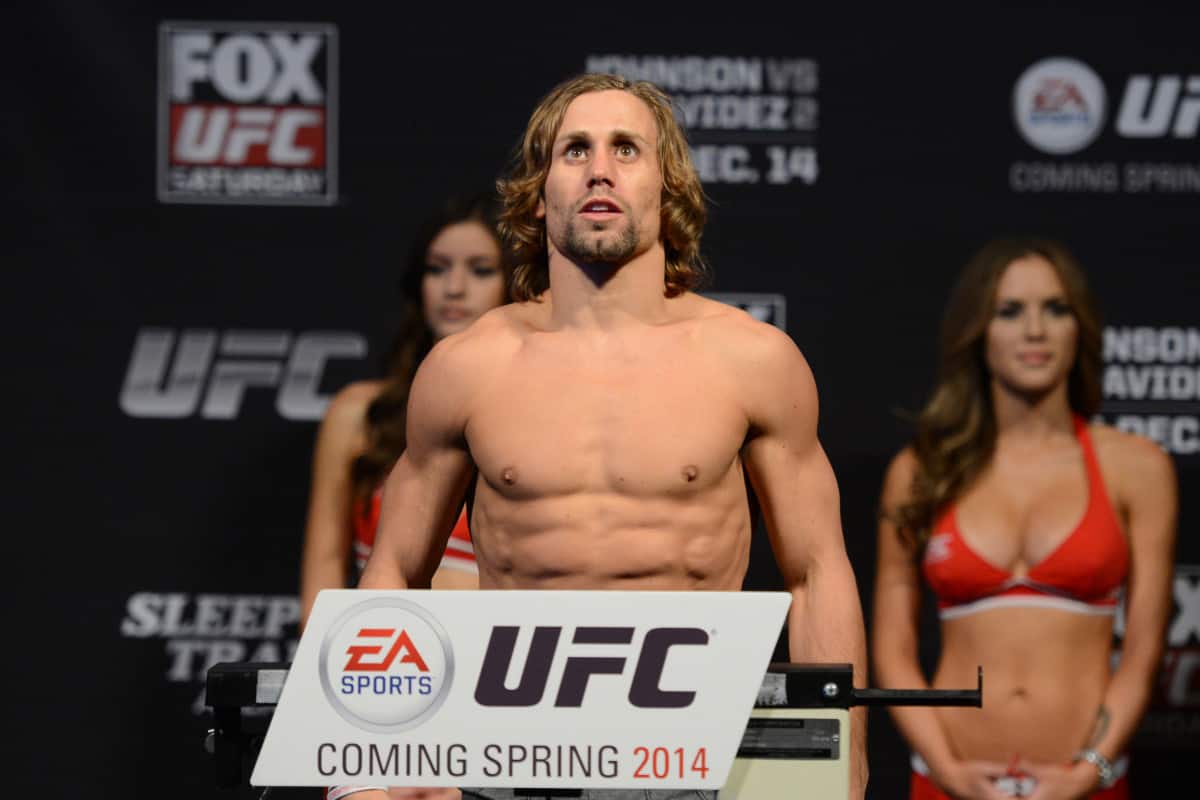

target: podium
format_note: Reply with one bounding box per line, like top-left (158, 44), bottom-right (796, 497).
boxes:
top-left (205, 590), bottom-right (980, 797)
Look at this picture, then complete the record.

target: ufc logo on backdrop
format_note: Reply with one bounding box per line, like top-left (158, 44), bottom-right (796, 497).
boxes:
top-left (1116, 76), bottom-right (1200, 138)
top-left (474, 626), bottom-right (709, 709)
top-left (172, 106), bottom-right (325, 166)
top-left (119, 328), bottom-right (366, 421)
top-left (158, 22), bottom-right (338, 205)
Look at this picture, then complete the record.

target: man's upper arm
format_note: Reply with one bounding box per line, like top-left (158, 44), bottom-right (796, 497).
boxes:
top-left (360, 337), bottom-right (477, 588)
top-left (738, 321), bottom-right (866, 705)
top-left (738, 325), bottom-right (843, 583)
top-left (404, 337), bottom-right (474, 463)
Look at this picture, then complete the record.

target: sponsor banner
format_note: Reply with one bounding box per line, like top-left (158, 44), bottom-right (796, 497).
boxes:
top-left (253, 589), bottom-right (790, 788)
top-left (706, 292), bottom-right (788, 330)
top-left (120, 592), bottom-right (301, 715)
top-left (1117, 566), bottom-right (1200, 747)
top-left (1098, 325), bottom-right (1200, 456)
top-left (1010, 56), bottom-right (1200, 194)
top-left (119, 328), bottom-right (367, 421)
top-left (158, 21), bottom-right (339, 205)
top-left (586, 55), bottom-right (819, 188)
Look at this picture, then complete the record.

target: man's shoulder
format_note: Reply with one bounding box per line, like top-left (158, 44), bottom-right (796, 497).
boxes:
top-left (680, 292), bottom-right (784, 334)
top-left (677, 295), bottom-right (817, 420)
top-left (434, 306), bottom-right (522, 352)
top-left (419, 304), bottom-right (527, 379)
top-left (680, 292), bottom-right (804, 365)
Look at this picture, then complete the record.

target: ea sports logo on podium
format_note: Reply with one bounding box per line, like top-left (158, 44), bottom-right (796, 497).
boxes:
top-left (319, 598), bottom-right (454, 732)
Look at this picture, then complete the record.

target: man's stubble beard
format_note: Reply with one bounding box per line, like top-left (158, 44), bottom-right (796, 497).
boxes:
top-left (560, 216), bottom-right (640, 266)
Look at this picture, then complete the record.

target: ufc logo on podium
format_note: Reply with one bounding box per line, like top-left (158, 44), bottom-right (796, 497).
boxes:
top-left (474, 626), bottom-right (708, 709)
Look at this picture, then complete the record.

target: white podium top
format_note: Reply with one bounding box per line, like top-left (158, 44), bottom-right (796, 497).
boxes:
top-left (252, 589), bottom-right (790, 789)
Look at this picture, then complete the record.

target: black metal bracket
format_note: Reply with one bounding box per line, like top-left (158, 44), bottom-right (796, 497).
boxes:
top-left (205, 662), bottom-right (290, 788)
top-left (759, 662), bottom-right (983, 709)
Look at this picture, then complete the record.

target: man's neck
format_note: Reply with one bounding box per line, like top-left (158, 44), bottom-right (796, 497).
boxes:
top-left (545, 243), bottom-right (671, 330)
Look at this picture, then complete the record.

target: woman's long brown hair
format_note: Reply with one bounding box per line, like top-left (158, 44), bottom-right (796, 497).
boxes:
top-left (894, 237), bottom-right (1103, 550)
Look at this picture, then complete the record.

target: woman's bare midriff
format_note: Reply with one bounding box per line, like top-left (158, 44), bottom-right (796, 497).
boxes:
top-left (933, 606), bottom-right (1114, 763)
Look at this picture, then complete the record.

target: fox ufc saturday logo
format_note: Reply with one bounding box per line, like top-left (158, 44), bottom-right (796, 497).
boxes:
top-left (157, 22), bottom-right (338, 205)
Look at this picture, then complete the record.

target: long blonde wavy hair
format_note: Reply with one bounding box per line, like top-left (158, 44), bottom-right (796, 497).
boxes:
top-left (895, 237), bottom-right (1104, 550)
top-left (496, 73), bottom-right (709, 301)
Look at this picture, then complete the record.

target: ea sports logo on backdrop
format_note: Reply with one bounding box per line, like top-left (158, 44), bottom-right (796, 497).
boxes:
top-left (319, 598), bottom-right (454, 732)
top-left (1013, 57), bottom-right (1106, 154)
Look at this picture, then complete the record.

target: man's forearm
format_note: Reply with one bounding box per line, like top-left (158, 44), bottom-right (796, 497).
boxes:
top-left (786, 567), bottom-right (868, 799)
top-left (358, 549), bottom-right (411, 590)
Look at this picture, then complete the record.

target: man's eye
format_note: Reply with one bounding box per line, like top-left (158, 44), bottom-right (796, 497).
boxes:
top-left (618, 143), bottom-right (637, 157)
top-left (566, 144), bottom-right (587, 158)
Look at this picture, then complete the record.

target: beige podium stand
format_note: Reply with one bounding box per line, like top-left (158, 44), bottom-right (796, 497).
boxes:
top-left (721, 663), bottom-right (982, 799)
top-left (723, 706), bottom-right (849, 798)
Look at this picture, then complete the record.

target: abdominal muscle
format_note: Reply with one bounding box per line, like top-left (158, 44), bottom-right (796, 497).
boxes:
top-left (468, 484), bottom-right (752, 591)
top-left (933, 607), bottom-right (1114, 763)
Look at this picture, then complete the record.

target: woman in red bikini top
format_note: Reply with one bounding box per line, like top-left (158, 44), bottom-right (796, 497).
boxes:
top-left (299, 191), bottom-right (513, 629)
top-left (872, 237), bottom-right (1177, 800)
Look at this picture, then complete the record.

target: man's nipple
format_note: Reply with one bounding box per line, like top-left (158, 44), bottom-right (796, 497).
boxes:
top-left (682, 464), bottom-right (699, 483)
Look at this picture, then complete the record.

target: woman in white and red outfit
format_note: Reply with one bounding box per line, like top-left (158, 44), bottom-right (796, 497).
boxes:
top-left (301, 190), bottom-right (510, 623)
top-left (872, 237), bottom-right (1177, 799)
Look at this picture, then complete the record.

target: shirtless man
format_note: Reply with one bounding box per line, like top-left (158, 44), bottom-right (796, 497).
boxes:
top-left (358, 73), bottom-right (868, 800)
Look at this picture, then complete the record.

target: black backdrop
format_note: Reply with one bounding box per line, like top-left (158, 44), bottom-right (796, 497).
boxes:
top-left (10, 3), bottom-right (1199, 798)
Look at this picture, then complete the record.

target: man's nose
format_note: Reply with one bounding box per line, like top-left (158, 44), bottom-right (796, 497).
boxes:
top-left (587, 149), bottom-right (614, 188)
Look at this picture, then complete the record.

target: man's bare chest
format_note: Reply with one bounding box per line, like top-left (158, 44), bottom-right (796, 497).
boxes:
top-left (465, 352), bottom-right (748, 497)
